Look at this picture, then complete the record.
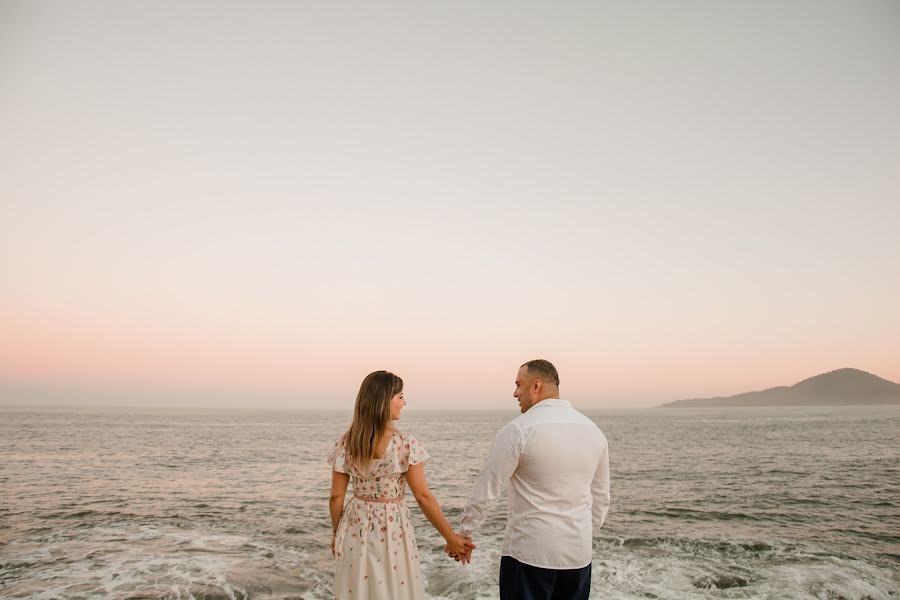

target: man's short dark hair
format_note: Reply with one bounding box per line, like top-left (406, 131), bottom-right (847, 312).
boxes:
top-left (521, 359), bottom-right (560, 387)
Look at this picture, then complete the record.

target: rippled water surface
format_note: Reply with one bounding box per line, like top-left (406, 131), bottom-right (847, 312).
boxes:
top-left (1, 405), bottom-right (898, 599)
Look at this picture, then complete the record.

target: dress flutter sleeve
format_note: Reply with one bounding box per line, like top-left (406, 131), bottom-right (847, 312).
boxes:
top-left (403, 434), bottom-right (430, 469)
top-left (326, 437), bottom-right (349, 474)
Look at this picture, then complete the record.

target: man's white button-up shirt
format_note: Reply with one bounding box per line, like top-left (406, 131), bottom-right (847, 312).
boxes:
top-left (459, 399), bottom-right (610, 569)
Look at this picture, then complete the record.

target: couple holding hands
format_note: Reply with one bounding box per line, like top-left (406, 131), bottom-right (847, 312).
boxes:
top-left (327, 360), bottom-right (610, 600)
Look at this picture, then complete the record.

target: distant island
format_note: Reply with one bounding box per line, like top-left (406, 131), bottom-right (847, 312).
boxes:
top-left (659, 368), bottom-right (900, 408)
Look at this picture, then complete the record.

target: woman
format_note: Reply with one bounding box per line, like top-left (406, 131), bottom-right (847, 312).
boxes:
top-left (327, 370), bottom-right (474, 599)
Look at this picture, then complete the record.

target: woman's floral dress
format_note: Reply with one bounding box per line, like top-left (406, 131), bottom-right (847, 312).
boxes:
top-left (327, 431), bottom-right (430, 600)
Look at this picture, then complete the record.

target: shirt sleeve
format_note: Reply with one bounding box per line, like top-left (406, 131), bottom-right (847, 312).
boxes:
top-left (459, 421), bottom-right (523, 537)
top-left (591, 434), bottom-right (611, 535)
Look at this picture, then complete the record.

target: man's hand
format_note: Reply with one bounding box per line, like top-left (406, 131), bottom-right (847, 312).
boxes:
top-left (444, 533), bottom-right (475, 564)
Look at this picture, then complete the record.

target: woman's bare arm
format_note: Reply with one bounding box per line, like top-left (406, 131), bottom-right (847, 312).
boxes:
top-left (329, 470), bottom-right (350, 554)
top-left (406, 463), bottom-right (475, 562)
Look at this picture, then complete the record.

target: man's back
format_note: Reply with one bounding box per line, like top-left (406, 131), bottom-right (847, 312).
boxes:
top-left (459, 399), bottom-right (610, 569)
top-left (504, 400), bottom-right (608, 568)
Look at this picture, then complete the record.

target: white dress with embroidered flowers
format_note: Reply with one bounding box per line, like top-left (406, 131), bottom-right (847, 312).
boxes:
top-left (327, 431), bottom-right (430, 600)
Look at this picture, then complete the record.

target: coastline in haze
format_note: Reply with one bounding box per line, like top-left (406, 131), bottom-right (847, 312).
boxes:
top-left (659, 368), bottom-right (900, 408)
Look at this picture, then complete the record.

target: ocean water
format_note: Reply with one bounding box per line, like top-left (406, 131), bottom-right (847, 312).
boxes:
top-left (1, 405), bottom-right (898, 599)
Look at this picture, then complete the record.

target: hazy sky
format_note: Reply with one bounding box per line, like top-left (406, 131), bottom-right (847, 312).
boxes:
top-left (2, 1), bottom-right (898, 409)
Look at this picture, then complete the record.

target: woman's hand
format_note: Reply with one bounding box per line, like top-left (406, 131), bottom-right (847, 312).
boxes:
top-left (444, 533), bottom-right (476, 564)
top-left (331, 532), bottom-right (336, 556)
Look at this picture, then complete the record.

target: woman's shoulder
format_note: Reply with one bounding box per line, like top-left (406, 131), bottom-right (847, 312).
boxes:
top-left (391, 429), bottom-right (429, 467)
top-left (393, 429), bottom-right (415, 443)
top-left (393, 429), bottom-right (425, 449)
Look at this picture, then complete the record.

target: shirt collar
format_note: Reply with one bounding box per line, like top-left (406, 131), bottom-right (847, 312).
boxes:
top-left (531, 398), bottom-right (571, 409)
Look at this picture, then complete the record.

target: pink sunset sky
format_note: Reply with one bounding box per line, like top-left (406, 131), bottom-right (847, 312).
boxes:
top-left (2, 2), bottom-right (899, 409)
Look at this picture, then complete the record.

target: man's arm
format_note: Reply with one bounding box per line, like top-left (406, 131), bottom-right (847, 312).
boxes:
top-left (591, 437), bottom-right (610, 535)
top-left (459, 421), bottom-right (522, 538)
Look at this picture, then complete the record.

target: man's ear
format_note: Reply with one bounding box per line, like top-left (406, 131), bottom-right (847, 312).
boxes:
top-left (533, 379), bottom-right (543, 394)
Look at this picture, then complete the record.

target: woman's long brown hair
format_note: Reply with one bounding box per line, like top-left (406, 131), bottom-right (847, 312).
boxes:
top-left (345, 371), bottom-right (403, 474)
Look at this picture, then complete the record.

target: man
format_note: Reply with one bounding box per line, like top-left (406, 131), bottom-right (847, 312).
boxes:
top-left (452, 359), bottom-right (610, 600)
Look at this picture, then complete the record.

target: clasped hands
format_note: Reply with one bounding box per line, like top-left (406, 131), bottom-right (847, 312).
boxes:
top-left (444, 532), bottom-right (476, 564)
